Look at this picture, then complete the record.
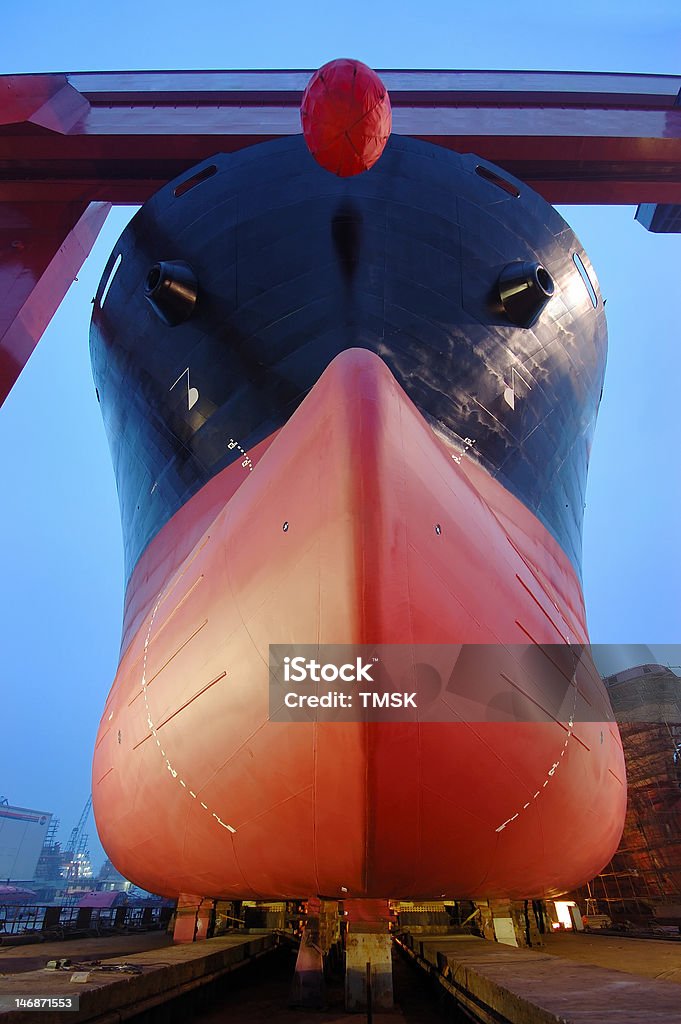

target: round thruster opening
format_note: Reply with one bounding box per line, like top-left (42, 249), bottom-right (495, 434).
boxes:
top-left (145, 266), bottom-right (162, 293)
top-left (144, 260), bottom-right (198, 326)
top-left (535, 265), bottom-right (555, 296)
top-left (498, 261), bottom-right (555, 328)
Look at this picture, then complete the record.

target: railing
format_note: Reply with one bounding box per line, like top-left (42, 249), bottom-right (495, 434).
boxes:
top-left (0, 902), bottom-right (173, 938)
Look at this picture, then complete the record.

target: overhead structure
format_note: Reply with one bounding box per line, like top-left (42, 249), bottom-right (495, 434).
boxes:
top-left (1, 68), bottom-right (680, 406)
top-left (1, 70), bottom-right (679, 205)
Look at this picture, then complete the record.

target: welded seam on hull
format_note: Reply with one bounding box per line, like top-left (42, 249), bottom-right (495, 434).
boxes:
top-left (128, 618), bottom-right (208, 705)
top-left (514, 620), bottom-right (593, 710)
top-left (453, 457), bottom-right (584, 644)
top-left (132, 671), bottom-right (228, 748)
top-left (115, 531), bottom-right (214, 706)
top-left (497, 670), bottom-right (590, 752)
top-left (188, 510), bottom-right (284, 788)
top-left (494, 685), bottom-right (577, 834)
top-left (119, 480), bottom-right (241, 662)
top-left (514, 574), bottom-right (570, 644)
top-left (405, 541), bottom-right (486, 633)
top-left (204, 486), bottom-right (273, 894)
top-left (439, 711), bottom-right (543, 799)
top-left (139, 562), bottom-right (238, 837)
top-left (153, 531), bottom-right (213, 611)
top-left (478, 467), bottom-right (585, 624)
top-left (94, 727), bottom-right (110, 751)
top-left (126, 573), bottom-right (206, 680)
top-left (231, 784), bottom-right (315, 830)
top-left (418, 783), bottom-right (495, 895)
top-left (503, 529), bottom-right (584, 642)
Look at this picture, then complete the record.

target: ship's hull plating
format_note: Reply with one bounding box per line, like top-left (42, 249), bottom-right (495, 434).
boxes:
top-left (93, 350), bottom-right (625, 900)
top-left (90, 136), bottom-right (607, 589)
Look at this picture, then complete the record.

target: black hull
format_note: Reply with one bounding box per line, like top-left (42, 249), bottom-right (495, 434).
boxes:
top-left (90, 135), bottom-right (606, 586)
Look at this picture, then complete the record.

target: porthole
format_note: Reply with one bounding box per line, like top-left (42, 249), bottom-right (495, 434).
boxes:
top-left (573, 252), bottom-right (598, 308)
top-left (100, 253), bottom-right (122, 307)
top-left (475, 164), bottom-right (520, 198)
top-left (173, 164), bottom-right (218, 198)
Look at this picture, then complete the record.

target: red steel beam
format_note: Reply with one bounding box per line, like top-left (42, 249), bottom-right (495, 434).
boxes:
top-left (1, 69), bottom-right (680, 403)
top-left (1, 70), bottom-right (680, 206)
top-left (0, 199), bottom-right (110, 404)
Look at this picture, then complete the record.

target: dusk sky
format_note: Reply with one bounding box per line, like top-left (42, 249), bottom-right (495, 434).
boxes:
top-left (1, 2), bottom-right (679, 871)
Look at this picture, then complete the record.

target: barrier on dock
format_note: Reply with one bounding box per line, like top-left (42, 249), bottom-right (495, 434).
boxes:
top-left (0, 902), bottom-right (173, 941)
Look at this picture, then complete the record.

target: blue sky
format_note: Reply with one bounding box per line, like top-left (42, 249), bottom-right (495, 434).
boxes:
top-left (1, 2), bottom-right (679, 871)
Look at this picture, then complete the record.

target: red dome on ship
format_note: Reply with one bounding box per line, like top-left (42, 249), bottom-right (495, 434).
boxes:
top-left (300, 58), bottom-right (392, 177)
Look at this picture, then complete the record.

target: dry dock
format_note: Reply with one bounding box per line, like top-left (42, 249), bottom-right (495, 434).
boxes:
top-left (0, 933), bottom-right (172, 977)
top-left (2, 929), bottom-right (681, 1022)
top-left (0, 932), bottom-right (278, 1023)
top-left (0, 931), bottom-right (452, 1024)
top-left (542, 930), bottom-right (681, 984)
top-left (400, 931), bottom-right (681, 1023)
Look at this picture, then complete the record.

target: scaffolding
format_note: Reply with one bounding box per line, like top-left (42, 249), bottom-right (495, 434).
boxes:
top-left (33, 816), bottom-right (63, 883)
top-left (575, 667), bottom-right (681, 920)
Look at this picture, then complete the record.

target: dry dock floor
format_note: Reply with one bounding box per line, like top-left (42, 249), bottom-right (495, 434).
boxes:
top-left (192, 944), bottom-right (453, 1023)
top-left (542, 930), bottom-right (681, 983)
top-left (414, 932), bottom-right (681, 1023)
top-left (0, 932), bottom-right (278, 1023)
top-left (0, 932), bottom-right (172, 976)
top-left (0, 933), bottom-right (452, 1023)
top-left (2, 929), bottom-right (680, 1022)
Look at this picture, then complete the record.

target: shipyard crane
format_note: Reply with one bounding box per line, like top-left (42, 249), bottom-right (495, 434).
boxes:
top-left (64, 795), bottom-right (92, 882)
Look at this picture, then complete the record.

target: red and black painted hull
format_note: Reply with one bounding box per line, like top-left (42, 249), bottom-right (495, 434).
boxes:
top-left (90, 135), bottom-right (626, 901)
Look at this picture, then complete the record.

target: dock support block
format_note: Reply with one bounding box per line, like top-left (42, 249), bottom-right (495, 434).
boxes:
top-left (475, 899), bottom-right (544, 947)
top-left (173, 894), bottom-right (214, 943)
top-left (345, 927), bottom-right (393, 1011)
top-left (290, 896), bottom-right (325, 1007)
